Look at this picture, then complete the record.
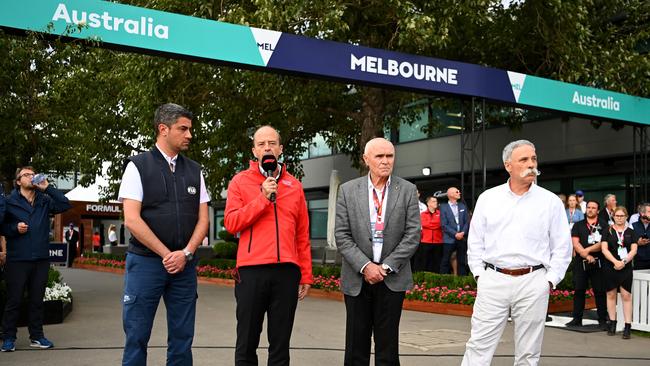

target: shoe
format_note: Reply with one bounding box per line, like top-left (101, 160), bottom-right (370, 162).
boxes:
top-left (622, 323), bottom-right (631, 339)
top-left (607, 320), bottom-right (617, 336)
top-left (1, 339), bottom-right (16, 352)
top-left (30, 337), bottom-right (54, 349)
top-left (598, 320), bottom-right (609, 331)
top-left (565, 318), bottom-right (582, 327)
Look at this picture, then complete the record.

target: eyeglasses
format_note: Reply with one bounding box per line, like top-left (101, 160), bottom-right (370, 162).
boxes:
top-left (18, 172), bottom-right (35, 179)
top-left (613, 215), bottom-right (627, 218)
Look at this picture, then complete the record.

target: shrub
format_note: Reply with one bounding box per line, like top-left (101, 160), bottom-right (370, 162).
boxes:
top-left (212, 242), bottom-right (238, 259)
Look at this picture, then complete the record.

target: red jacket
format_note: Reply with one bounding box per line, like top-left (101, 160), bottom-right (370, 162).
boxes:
top-left (420, 209), bottom-right (443, 244)
top-left (224, 161), bottom-right (313, 284)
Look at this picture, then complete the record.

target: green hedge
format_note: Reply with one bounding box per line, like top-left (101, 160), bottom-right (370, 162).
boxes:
top-left (212, 242), bottom-right (237, 259)
top-left (198, 258), bottom-right (237, 269)
top-left (85, 252), bottom-right (126, 261)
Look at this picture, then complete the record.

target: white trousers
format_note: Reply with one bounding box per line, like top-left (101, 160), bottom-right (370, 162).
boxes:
top-left (462, 267), bottom-right (550, 366)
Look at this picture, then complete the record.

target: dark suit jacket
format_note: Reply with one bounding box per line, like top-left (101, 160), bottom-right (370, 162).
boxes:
top-left (335, 175), bottom-right (420, 296)
top-left (440, 201), bottom-right (469, 244)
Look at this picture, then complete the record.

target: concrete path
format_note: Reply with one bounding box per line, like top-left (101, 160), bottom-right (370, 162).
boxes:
top-left (1, 268), bottom-right (648, 365)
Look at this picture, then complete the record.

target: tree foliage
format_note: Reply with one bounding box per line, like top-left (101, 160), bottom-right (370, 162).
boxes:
top-left (0, 0), bottom-right (647, 199)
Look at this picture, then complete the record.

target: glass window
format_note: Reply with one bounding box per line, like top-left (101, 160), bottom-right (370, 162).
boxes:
top-left (537, 180), bottom-right (561, 193)
top-left (213, 209), bottom-right (225, 241)
top-left (301, 133), bottom-right (333, 160)
top-left (573, 175), bottom-right (626, 208)
top-left (308, 199), bottom-right (328, 239)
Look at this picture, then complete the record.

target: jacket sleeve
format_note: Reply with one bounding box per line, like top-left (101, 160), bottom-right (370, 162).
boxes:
top-left (1, 219), bottom-right (19, 238)
top-left (382, 184), bottom-right (421, 273)
top-left (461, 203), bottom-right (470, 233)
top-left (295, 188), bottom-right (313, 284)
top-left (335, 184), bottom-right (372, 272)
top-left (46, 186), bottom-right (72, 214)
top-left (224, 175), bottom-right (271, 234)
top-left (440, 205), bottom-right (457, 237)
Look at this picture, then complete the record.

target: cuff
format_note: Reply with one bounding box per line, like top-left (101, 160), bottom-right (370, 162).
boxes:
top-left (360, 261), bottom-right (371, 274)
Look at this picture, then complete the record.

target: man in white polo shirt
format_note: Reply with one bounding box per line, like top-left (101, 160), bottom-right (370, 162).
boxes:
top-left (462, 140), bottom-right (572, 366)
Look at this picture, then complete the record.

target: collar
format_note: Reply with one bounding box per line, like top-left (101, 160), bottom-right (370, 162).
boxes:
top-left (155, 143), bottom-right (178, 166)
top-left (367, 174), bottom-right (392, 191)
top-left (505, 179), bottom-right (536, 197)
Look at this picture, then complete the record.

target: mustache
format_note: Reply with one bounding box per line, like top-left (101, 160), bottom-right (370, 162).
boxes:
top-left (520, 168), bottom-right (541, 178)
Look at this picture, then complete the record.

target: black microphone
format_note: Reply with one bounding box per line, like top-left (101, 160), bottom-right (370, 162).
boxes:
top-left (260, 154), bottom-right (278, 202)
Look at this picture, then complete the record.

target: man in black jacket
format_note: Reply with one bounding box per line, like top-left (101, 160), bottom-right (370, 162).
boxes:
top-left (1, 167), bottom-right (71, 352)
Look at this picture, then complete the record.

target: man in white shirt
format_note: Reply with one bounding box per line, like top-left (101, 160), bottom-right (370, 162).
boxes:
top-left (576, 190), bottom-right (587, 213)
top-left (118, 103), bottom-right (210, 365)
top-left (462, 140), bottom-right (572, 366)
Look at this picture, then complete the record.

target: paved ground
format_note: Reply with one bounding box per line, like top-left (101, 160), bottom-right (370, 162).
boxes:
top-left (1, 268), bottom-right (649, 365)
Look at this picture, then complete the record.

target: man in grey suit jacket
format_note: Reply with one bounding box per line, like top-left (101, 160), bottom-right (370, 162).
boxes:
top-left (335, 137), bottom-right (420, 366)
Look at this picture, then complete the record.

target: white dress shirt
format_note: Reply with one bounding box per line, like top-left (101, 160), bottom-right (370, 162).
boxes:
top-left (368, 175), bottom-right (391, 262)
top-left (119, 144), bottom-right (210, 204)
top-left (467, 181), bottom-right (572, 286)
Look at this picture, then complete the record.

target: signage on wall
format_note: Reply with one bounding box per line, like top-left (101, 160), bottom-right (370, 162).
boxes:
top-left (84, 203), bottom-right (121, 214)
top-left (1, 0), bottom-right (648, 125)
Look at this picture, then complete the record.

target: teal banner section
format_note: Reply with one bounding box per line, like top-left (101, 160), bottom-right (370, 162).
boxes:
top-left (0, 0), bottom-right (264, 66)
top-left (517, 75), bottom-right (649, 125)
top-left (0, 0), bottom-right (648, 125)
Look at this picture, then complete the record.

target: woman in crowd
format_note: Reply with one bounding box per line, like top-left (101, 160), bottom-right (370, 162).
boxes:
top-left (414, 196), bottom-right (444, 273)
top-left (566, 194), bottom-right (585, 230)
top-left (108, 224), bottom-right (118, 246)
top-left (601, 206), bottom-right (638, 339)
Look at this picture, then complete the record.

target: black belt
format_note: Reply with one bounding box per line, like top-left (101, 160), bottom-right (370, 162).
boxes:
top-left (484, 262), bottom-right (545, 276)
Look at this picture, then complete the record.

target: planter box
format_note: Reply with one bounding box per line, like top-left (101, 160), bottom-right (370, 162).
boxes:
top-left (75, 264), bottom-right (598, 317)
top-left (548, 297), bottom-right (596, 314)
top-left (13, 299), bottom-right (73, 327)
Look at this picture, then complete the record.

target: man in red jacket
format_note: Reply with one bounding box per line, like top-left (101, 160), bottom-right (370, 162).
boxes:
top-left (225, 125), bottom-right (312, 366)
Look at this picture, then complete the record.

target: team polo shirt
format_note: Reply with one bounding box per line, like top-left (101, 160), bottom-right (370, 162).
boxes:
top-left (571, 219), bottom-right (605, 259)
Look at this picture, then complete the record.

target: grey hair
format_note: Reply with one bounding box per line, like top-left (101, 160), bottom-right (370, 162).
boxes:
top-left (502, 139), bottom-right (535, 163)
top-left (603, 194), bottom-right (616, 206)
top-left (153, 103), bottom-right (193, 135)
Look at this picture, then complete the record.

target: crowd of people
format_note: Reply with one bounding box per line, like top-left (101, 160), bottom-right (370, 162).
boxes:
top-left (0, 102), bottom-right (646, 365)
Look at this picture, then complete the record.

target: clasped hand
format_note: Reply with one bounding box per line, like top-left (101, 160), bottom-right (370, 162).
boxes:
top-left (162, 251), bottom-right (186, 274)
top-left (363, 263), bottom-right (387, 284)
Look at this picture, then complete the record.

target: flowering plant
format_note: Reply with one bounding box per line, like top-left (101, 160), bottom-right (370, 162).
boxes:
top-left (406, 284), bottom-right (477, 305)
top-left (44, 282), bottom-right (73, 303)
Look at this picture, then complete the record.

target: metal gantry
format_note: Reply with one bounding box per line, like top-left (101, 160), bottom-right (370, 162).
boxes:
top-left (633, 126), bottom-right (649, 205)
top-left (460, 98), bottom-right (487, 209)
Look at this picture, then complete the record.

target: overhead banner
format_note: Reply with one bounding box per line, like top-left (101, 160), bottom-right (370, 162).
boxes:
top-left (1, 0), bottom-right (648, 124)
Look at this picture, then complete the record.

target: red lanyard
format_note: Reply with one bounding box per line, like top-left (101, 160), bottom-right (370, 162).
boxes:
top-left (615, 230), bottom-right (625, 246)
top-left (372, 185), bottom-right (388, 222)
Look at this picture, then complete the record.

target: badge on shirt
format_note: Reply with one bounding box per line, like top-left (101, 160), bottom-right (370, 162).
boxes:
top-left (187, 186), bottom-right (197, 195)
top-left (618, 246), bottom-right (628, 261)
top-left (588, 231), bottom-right (601, 244)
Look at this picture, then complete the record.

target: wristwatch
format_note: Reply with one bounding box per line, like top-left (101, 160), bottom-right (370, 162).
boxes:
top-left (381, 263), bottom-right (392, 274)
top-left (182, 249), bottom-right (194, 262)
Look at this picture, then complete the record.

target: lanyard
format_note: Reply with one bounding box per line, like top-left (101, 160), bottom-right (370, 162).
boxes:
top-left (372, 185), bottom-right (388, 222)
top-left (569, 209), bottom-right (575, 223)
top-left (615, 230), bottom-right (625, 246)
top-left (586, 220), bottom-right (598, 233)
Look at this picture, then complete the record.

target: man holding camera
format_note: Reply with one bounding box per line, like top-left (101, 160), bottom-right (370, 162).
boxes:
top-left (1, 167), bottom-right (71, 352)
top-left (632, 203), bottom-right (650, 270)
top-left (567, 200), bottom-right (608, 328)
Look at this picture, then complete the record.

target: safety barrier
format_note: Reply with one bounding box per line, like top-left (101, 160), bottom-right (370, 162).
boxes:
top-left (616, 269), bottom-right (650, 331)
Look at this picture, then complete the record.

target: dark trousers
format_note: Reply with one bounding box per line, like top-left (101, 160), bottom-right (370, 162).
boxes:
top-left (122, 253), bottom-right (198, 366)
top-left (344, 282), bottom-right (405, 366)
top-left (411, 243), bottom-right (443, 273)
top-left (571, 259), bottom-right (607, 322)
top-left (1, 260), bottom-right (49, 340)
top-left (440, 239), bottom-right (467, 275)
top-left (235, 263), bottom-right (301, 366)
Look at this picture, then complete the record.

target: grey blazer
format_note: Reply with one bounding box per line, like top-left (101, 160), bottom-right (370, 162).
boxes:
top-left (335, 175), bottom-right (421, 296)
